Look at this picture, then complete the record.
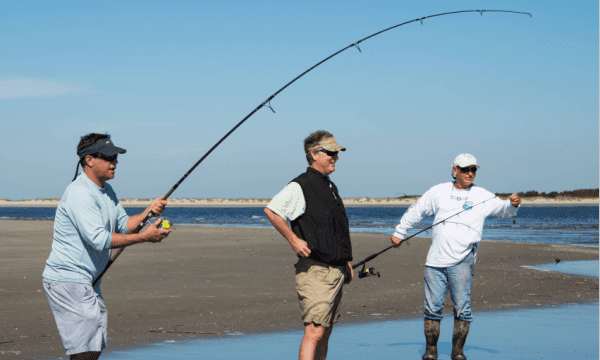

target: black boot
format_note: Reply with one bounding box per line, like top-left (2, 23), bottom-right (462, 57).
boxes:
top-left (451, 319), bottom-right (470, 360)
top-left (422, 319), bottom-right (440, 360)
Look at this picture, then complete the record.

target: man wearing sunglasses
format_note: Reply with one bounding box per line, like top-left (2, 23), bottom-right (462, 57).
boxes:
top-left (43, 133), bottom-right (171, 360)
top-left (264, 130), bottom-right (353, 360)
top-left (391, 153), bottom-right (520, 360)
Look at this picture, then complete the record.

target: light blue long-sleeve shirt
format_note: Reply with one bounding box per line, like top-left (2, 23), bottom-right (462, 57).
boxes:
top-left (43, 172), bottom-right (130, 285)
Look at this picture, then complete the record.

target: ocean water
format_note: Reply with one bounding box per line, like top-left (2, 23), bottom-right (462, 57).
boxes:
top-left (526, 260), bottom-right (599, 278)
top-left (99, 260), bottom-right (599, 360)
top-left (2, 206), bottom-right (598, 246)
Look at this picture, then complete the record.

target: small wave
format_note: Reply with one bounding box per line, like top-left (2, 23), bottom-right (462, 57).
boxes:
top-left (0, 217), bottom-right (53, 221)
top-left (529, 225), bottom-right (597, 231)
top-left (224, 331), bottom-right (244, 336)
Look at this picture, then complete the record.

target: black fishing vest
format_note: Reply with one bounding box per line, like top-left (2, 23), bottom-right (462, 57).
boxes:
top-left (290, 167), bottom-right (352, 266)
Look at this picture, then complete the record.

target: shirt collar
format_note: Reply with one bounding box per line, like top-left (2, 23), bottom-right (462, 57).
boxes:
top-left (78, 171), bottom-right (106, 193)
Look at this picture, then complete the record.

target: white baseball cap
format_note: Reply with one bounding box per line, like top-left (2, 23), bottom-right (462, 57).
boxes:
top-left (453, 153), bottom-right (479, 168)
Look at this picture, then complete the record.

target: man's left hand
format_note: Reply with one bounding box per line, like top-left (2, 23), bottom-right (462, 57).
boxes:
top-left (509, 193), bottom-right (521, 207)
top-left (150, 198), bottom-right (168, 216)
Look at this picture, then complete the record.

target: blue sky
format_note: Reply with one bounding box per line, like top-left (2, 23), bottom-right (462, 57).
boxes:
top-left (1, 1), bottom-right (598, 200)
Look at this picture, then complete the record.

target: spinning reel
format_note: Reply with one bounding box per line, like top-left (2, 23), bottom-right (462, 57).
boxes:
top-left (358, 263), bottom-right (380, 279)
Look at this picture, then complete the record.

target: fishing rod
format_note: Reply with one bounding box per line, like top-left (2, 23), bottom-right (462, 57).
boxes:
top-left (92, 10), bottom-right (532, 286)
top-left (352, 196), bottom-right (498, 279)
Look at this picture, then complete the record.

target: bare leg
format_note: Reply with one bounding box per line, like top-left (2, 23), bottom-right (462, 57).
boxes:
top-left (70, 352), bottom-right (101, 360)
top-left (299, 323), bottom-right (333, 360)
top-left (315, 326), bottom-right (333, 360)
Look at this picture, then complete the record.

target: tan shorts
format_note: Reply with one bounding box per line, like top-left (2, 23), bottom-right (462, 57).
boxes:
top-left (295, 258), bottom-right (346, 328)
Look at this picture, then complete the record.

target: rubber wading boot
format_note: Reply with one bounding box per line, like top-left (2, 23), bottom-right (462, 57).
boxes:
top-left (451, 319), bottom-right (470, 360)
top-left (422, 319), bottom-right (441, 360)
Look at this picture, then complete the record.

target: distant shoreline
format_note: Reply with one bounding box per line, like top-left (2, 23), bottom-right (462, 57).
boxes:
top-left (1, 197), bottom-right (597, 207)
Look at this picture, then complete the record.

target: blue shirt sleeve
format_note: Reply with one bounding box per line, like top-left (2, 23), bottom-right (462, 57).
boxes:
top-left (105, 183), bottom-right (131, 237)
top-left (115, 202), bottom-right (131, 236)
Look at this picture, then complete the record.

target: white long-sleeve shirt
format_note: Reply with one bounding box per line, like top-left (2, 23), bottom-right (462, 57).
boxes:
top-left (393, 182), bottom-right (518, 267)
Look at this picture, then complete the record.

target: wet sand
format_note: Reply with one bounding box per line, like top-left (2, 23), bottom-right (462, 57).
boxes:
top-left (0, 220), bottom-right (597, 359)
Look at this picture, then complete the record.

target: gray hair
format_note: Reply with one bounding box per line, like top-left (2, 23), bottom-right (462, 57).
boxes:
top-left (303, 130), bottom-right (333, 165)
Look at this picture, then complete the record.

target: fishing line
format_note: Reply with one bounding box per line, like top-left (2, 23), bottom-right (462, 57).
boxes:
top-left (352, 196), bottom-right (499, 279)
top-left (93, 9), bottom-right (532, 286)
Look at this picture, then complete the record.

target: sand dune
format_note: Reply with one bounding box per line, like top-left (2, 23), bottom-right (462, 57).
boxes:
top-left (1, 197), bottom-right (598, 207)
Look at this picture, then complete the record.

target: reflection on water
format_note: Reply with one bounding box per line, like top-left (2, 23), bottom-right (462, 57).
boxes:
top-left (524, 260), bottom-right (599, 278)
top-left (104, 261), bottom-right (599, 360)
top-left (104, 302), bottom-right (599, 360)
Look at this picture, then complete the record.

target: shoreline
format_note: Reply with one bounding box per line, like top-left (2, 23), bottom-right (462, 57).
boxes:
top-left (0, 221), bottom-right (597, 359)
top-left (0, 198), bottom-right (598, 207)
top-left (108, 299), bottom-right (600, 359)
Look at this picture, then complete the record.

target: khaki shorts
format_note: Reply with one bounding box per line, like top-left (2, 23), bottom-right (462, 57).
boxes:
top-left (295, 258), bottom-right (346, 328)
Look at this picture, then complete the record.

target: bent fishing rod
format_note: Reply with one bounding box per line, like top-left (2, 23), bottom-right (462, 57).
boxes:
top-left (352, 196), bottom-right (498, 279)
top-left (92, 10), bottom-right (531, 286)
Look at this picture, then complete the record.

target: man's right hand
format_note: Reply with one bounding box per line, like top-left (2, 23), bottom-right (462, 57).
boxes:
top-left (144, 218), bottom-right (172, 243)
top-left (391, 235), bottom-right (405, 248)
top-left (264, 208), bottom-right (312, 258)
top-left (290, 236), bottom-right (311, 257)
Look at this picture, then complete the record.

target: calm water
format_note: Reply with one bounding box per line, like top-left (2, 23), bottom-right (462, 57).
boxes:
top-left (2, 206), bottom-right (598, 246)
top-left (527, 259), bottom-right (599, 278)
top-left (99, 260), bottom-right (599, 360)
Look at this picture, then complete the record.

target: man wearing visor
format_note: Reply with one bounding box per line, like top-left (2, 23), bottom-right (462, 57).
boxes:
top-left (265, 130), bottom-right (353, 360)
top-left (43, 133), bottom-right (171, 360)
top-left (391, 154), bottom-right (521, 360)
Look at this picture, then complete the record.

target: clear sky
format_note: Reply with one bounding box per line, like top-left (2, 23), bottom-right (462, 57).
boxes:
top-left (1, 1), bottom-right (598, 200)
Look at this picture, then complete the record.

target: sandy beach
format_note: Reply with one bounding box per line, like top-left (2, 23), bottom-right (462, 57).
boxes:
top-left (0, 220), bottom-right (597, 359)
top-left (0, 197), bottom-right (598, 207)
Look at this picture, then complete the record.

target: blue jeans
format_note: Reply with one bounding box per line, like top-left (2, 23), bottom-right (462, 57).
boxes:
top-left (423, 250), bottom-right (474, 322)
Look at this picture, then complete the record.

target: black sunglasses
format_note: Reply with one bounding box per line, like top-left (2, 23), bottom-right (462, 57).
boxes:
top-left (321, 150), bottom-right (339, 157)
top-left (93, 153), bottom-right (118, 163)
top-left (458, 166), bottom-right (478, 174)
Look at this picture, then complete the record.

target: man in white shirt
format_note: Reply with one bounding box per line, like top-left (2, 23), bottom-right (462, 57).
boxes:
top-left (264, 130), bottom-right (353, 360)
top-left (391, 154), bottom-right (520, 360)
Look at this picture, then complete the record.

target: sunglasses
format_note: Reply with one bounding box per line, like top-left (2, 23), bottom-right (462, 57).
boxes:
top-left (458, 166), bottom-right (478, 174)
top-left (94, 153), bottom-right (118, 163)
top-left (321, 150), bottom-right (339, 157)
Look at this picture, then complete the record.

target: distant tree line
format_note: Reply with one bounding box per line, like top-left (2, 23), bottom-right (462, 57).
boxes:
top-left (495, 188), bottom-right (599, 199)
top-left (394, 188), bottom-right (599, 200)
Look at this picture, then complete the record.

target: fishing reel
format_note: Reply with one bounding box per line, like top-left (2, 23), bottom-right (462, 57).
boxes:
top-left (358, 263), bottom-right (380, 279)
top-left (145, 217), bottom-right (175, 230)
